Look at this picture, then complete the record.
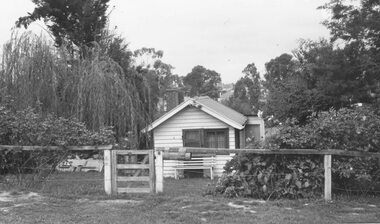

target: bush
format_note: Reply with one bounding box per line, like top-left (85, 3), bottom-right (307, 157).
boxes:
top-left (214, 106), bottom-right (380, 198)
top-left (276, 106), bottom-right (380, 194)
top-left (276, 106), bottom-right (380, 152)
top-left (0, 106), bottom-right (115, 146)
top-left (0, 105), bottom-right (115, 187)
top-left (332, 157), bottom-right (380, 194)
top-left (216, 154), bottom-right (324, 199)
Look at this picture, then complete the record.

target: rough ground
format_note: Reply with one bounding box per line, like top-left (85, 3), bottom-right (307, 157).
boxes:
top-left (0, 175), bottom-right (379, 224)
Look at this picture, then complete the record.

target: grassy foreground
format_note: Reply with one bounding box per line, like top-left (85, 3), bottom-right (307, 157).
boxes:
top-left (0, 172), bottom-right (379, 224)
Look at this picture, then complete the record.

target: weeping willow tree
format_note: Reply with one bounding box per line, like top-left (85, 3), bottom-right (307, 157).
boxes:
top-left (0, 32), bottom-right (59, 112)
top-left (0, 32), bottom-right (153, 146)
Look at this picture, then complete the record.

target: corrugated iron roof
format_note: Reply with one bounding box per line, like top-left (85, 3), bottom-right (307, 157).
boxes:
top-left (194, 96), bottom-right (247, 126)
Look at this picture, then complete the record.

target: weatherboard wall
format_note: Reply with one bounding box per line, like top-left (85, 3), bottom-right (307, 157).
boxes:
top-left (153, 105), bottom-right (235, 177)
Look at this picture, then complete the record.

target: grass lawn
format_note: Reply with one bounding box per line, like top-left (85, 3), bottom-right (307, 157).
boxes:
top-left (1, 172), bottom-right (379, 224)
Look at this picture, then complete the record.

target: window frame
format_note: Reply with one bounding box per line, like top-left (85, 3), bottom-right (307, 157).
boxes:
top-left (182, 128), bottom-right (229, 149)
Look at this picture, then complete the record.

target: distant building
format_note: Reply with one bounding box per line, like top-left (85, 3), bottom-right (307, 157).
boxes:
top-left (218, 83), bottom-right (234, 102)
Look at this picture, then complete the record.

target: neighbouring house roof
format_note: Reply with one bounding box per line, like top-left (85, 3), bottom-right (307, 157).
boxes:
top-left (145, 96), bottom-right (248, 131)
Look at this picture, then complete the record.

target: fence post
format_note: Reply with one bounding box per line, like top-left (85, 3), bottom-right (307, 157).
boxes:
top-left (104, 149), bottom-right (112, 195)
top-left (111, 150), bottom-right (117, 195)
top-left (324, 154), bottom-right (332, 201)
top-left (155, 149), bottom-right (164, 193)
top-left (149, 150), bottom-right (155, 193)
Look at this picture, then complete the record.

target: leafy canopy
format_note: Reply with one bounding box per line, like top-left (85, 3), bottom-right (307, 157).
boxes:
top-left (223, 63), bottom-right (262, 115)
top-left (16, 0), bottom-right (110, 49)
top-left (320, 0), bottom-right (380, 107)
top-left (261, 0), bottom-right (380, 124)
top-left (263, 37), bottom-right (380, 125)
top-left (183, 65), bottom-right (221, 99)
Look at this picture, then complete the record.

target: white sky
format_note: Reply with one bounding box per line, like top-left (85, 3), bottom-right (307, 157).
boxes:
top-left (0, 0), bottom-right (331, 83)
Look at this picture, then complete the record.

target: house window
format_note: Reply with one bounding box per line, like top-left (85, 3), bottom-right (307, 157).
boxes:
top-left (182, 129), bottom-right (202, 147)
top-left (183, 129), bottom-right (229, 148)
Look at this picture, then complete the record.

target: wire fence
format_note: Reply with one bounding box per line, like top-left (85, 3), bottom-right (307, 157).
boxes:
top-left (176, 169), bottom-right (380, 194)
top-left (1, 145), bottom-right (380, 197)
top-left (1, 168), bottom-right (380, 195)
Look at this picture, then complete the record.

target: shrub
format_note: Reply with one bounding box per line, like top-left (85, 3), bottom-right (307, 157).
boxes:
top-left (0, 106), bottom-right (115, 146)
top-left (276, 106), bottom-right (380, 152)
top-left (0, 105), bottom-right (115, 187)
top-left (215, 106), bottom-right (380, 198)
top-left (276, 106), bottom-right (380, 194)
top-left (216, 154), bottom-right (324, 199)
top-left (332, 157), bottom-right (380, 194)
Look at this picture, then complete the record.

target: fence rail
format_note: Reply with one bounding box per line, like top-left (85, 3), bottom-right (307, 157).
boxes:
top-left (155, 147), bottom-right (380, 201)
top-left (2, 145), bottom-right (379, 200)
top-left (0, 145), bottom-right (156, 195)
top-left (0, 145), bottom-right (113, 151)
top-left (157, 147), bottom-right (380, 158)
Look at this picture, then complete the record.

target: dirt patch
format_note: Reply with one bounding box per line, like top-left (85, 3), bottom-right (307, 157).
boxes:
top-left (0, 191), bottom-right (42, 202)
top-left (95, 199), bottom-right (142, 206)
top-left (227, 202), bottom-right (257, 213)
top-left (0, 191), bottom-right (44, 213)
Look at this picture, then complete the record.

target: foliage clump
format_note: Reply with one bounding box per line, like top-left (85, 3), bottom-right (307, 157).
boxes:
top-left (0, 105), bottom-right (115, 146)
top-left (216, 154), bottom-right (323, 199)
top-left (214, 106), bottom-right (380, 199)
top-left (274, 106), bottom-right (380, 152)
top-left (222, 63), bottom-right (262, 115)
top-left (183, 65), bottom-right (221, 100)
top-left (0, 104), bottom-right (115, 187)
top-left (16, 0), bottom-right (110, 49)
top-left (0, 32), bottom-right (152, 144)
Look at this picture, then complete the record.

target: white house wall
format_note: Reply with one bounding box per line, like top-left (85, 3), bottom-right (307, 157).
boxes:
top-left (153, 106), bottom-right (234, 177)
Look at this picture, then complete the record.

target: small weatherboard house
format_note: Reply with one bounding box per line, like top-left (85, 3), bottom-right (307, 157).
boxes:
top-left (146, 96), bottom-right (265, 178)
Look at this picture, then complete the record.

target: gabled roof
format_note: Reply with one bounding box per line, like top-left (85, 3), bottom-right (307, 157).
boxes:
top-left (145, 96), bottom-right (247, 131)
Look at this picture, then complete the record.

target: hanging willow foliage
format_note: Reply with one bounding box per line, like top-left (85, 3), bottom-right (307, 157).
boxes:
top-left (0, 32), bottom-right (152, 146)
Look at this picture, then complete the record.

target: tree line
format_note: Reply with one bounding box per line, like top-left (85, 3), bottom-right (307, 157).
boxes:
top-left (1, 0), bottom-right (379, 146)
top-left (0, 0), bottom-right (225, 147)
top-left (225, 0), bottom-right (380, 127)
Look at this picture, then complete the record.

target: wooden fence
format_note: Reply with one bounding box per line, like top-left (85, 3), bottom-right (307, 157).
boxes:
top-left (0, 145), bottom-right (115, 193)
top-left (155, 147), bottom-right (380, 201)
top-left (2, 145), bottom-right (380, 200)
top-left (0, 145), bottom-right (156, 195)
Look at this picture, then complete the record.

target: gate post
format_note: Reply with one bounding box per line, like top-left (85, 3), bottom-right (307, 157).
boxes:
top-left (149, 150), bottom-right (155, 193)
top-left (104, 149), bottom-right (112, 195)
top-left (155, 149), bottom-right (164, 193)
top-left (324, 154), bottom-right (332, 201)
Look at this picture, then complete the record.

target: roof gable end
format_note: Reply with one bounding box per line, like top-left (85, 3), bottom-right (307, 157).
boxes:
top-left (145, 96), bottom-right (247, 131)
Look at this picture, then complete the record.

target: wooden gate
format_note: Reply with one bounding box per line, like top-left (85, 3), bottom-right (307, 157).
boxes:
top-left (110, 150), bottom-right (155, 194)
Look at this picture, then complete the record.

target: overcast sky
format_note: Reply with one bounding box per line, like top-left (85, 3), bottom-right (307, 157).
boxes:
top-left (0, 0), bottom-right (331, 83)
